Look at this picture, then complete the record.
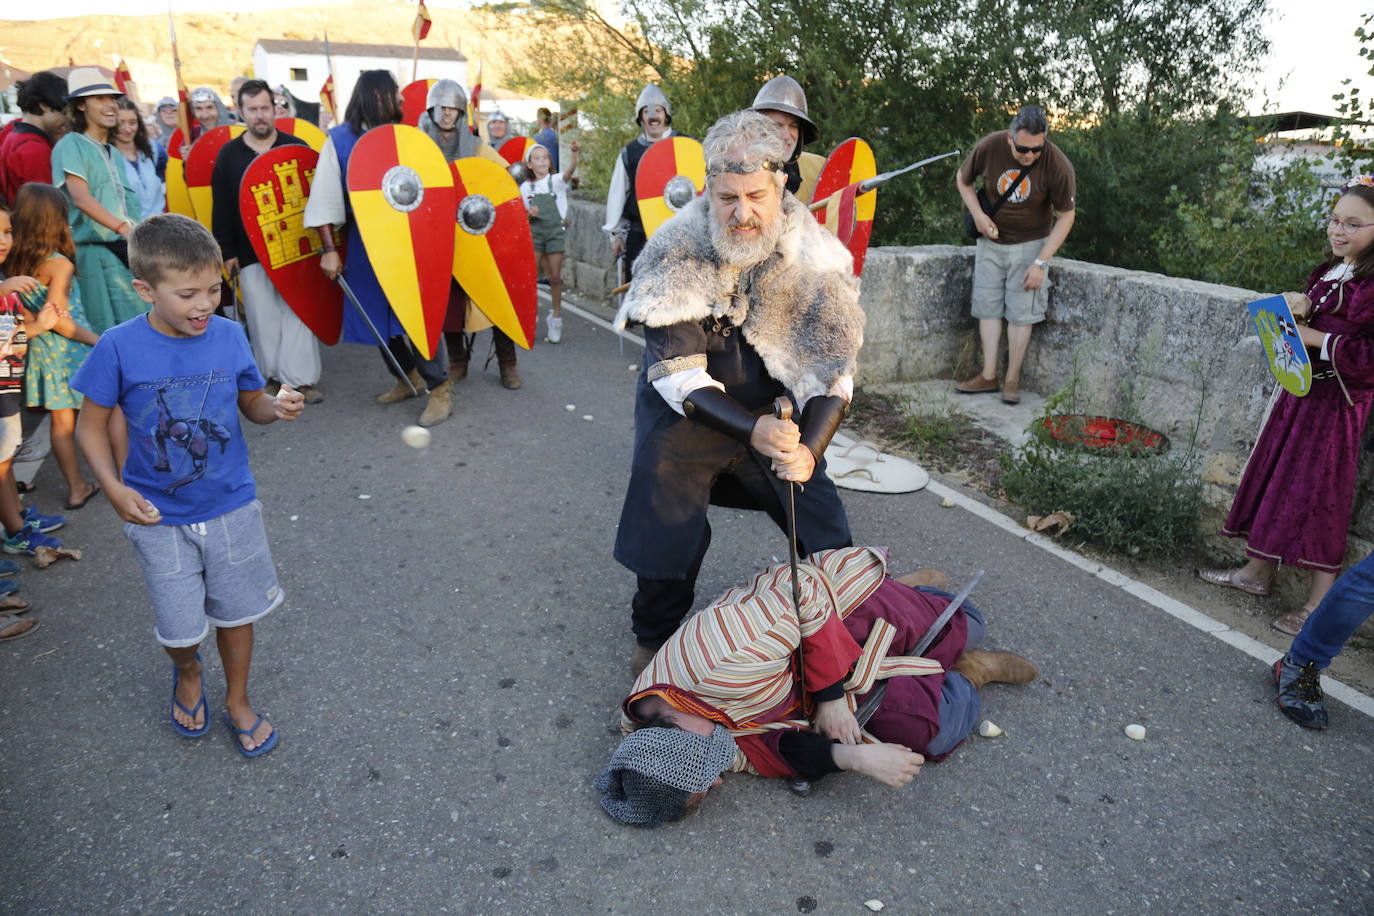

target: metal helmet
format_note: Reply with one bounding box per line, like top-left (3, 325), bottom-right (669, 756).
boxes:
top-left (749, 75), bottom-right (818, 145)
top-left (426, 78), bottom-right (467, 113)
top-left (487, 109), bottom-right (508, 126)
top-left (635, 83), bottom-right (672, 123)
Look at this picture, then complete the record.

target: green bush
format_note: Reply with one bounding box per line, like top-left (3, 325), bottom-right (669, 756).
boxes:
top-left (998, 349), bottom-right (1205, 557)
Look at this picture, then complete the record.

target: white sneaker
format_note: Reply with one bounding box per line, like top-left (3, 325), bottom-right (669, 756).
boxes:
top-left (547, 313), bottom-right (563, 344)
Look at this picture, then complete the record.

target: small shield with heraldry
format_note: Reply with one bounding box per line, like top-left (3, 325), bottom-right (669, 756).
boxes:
top-left (634, 136), bottom-right (705, 239)
top-left (449, 156), bottom-right (537, 349)
top-left (346, 124), bottom-right (457, 360)
top-left (184, 124), bottom-right (246, 231)
top-left (239, 145), bottom-right (344, 345)
top-left (400, 79), bottom-right (438, 128)
top-left (274, 117), bottom-right (327, 152)
top-left (811, 137), bottom-right (878, 277)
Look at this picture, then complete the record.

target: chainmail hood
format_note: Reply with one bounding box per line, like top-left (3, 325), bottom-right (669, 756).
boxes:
top-left (594, 724), bottom-right (738, 827)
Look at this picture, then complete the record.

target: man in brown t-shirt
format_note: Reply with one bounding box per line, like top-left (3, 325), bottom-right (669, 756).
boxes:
top-left (954, 105), bottom-right (1075, 404)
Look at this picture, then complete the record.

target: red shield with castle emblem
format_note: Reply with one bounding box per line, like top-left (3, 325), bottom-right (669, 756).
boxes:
top-left (238, 146), bottom-right (344, 345)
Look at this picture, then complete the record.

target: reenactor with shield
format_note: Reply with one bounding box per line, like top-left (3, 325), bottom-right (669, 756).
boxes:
top-left (602, 84), bottom-right (677, 282)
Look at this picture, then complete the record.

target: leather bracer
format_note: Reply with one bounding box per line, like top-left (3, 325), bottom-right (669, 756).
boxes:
top-left (798, 395), bottom-right (848, 460)
top-left (682, 387), bottom-right (758, 445)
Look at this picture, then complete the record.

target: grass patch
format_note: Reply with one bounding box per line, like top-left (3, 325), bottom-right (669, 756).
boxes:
top-left (847, 388), bottom-right (1005, 489)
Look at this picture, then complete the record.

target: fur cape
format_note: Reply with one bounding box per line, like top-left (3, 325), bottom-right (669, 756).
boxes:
top-left (614, 192), bottom-right (864, 403)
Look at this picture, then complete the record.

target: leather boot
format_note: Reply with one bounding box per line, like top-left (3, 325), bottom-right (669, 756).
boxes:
top-left (447, 334), bottom-right (469, 382)
top-left (377, 368), bottom-right (426, 404)
top-left (895, 568), bottom-right (949, 591)
top-left (952, 649), bottom-right (1038, 689)
top-left (418, 379), bottom-right (453, 427)
top-left (495, 331), bottom-right (521, 389)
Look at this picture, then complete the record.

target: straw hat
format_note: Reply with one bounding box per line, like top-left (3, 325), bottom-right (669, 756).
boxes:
top-left (65, 67), bottom-right (122, 100)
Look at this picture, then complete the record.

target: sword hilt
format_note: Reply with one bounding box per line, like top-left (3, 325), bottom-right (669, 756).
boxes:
top-left (773, 397), bottom-right (792, 421)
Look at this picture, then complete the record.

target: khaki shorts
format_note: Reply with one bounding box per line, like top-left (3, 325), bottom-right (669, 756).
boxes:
top-left (971, 236), bottom-right (1050, 325)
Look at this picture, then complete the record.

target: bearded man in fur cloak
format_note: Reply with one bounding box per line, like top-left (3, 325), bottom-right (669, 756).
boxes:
top-left (613, 109), bottom-right (865, 676)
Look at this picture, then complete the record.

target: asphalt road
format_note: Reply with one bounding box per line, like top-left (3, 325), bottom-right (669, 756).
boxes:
top-left (2, 308), bottom-right (1371, 915)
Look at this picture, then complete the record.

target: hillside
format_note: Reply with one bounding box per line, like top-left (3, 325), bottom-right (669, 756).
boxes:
top-left (0, 1), bottom-right (540, 97)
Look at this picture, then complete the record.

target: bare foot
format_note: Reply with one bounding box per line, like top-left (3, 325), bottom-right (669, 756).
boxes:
top-left (832, 742), bottom-right (924, 786)
top-left (171, 658), bottom-right (206, 732)
top-left (0, 616), bottom-right (38, 640)
top-left (65, 482), bottom-right (97, 509)
top-left (225, 704), bottom-right (274, 753)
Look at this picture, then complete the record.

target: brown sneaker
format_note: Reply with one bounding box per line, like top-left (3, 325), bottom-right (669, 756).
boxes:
top-left (952, 649), bottom-right (1039, 689)
top-left (1001, 378), bottom-right (1021, 405)
top-left (954, 373), bottom-right (999, 394)
top-left (499, 365), bottom-right (522, 390)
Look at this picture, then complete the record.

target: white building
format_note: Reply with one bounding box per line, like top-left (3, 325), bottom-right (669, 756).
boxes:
top-left (252, 39), bottom-right (466, 117)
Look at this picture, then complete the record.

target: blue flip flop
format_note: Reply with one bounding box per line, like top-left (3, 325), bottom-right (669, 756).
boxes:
top-left (224, 709), bottom-right (278, 758)
top-left (170, 653), bottom-right (210, 738)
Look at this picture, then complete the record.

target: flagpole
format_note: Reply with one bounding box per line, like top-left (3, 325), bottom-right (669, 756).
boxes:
top-left (168, 1), bottom-right (191, 144)
top-left (323, 25), bottom-right (337, 126)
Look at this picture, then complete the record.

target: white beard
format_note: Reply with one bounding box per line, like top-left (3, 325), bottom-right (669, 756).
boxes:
top-left (710, 213), bottom-right (783, 268)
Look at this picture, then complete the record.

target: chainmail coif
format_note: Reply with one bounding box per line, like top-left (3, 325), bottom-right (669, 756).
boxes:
top-left (594, 724), bottom-right (738, 827)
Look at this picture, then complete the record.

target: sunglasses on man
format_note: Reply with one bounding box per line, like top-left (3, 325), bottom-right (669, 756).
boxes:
top-left (1013, 142), bottom-right (1045, 155)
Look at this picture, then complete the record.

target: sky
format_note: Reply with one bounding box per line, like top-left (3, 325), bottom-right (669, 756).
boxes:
top-left (4, 0), bottom-right (1372, 116)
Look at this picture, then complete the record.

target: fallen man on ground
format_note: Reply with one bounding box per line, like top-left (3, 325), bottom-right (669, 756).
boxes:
top-left (594, 545), bottom-right (1038, 826)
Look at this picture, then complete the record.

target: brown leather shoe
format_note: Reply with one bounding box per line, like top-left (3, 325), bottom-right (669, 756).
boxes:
top-left (1001, 378), bottom-right (1021, 405)
top-left (952, 649), bottom-right (1038, 689)
top-left (499, 364), bottom-right (522, 390)
top-left (895, 568), bottom-right (950, 591)
top-left (954, 373), bottom-right (999, 394)
top-left (1272, 607), bottom-right (1314, 637)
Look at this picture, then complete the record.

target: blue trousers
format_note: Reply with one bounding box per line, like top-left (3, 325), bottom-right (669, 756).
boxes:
top-left (1290, 552), bottom-right (1374, 669)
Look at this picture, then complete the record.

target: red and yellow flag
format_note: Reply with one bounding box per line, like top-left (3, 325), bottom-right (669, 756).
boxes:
top-left (412, 0), bottom-right (432, 41)
top-left (468, 61), bottom-right (482, 134)
top-left (319, 74), bottom-right (335, 123)
top-left (114, 59), bottom-right (134, 95)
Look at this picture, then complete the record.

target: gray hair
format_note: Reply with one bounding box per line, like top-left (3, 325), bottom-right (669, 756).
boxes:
top-left (1009, 104), bottom-right (1048, 136)
top-left (703, 110), bottom-right (790, 192)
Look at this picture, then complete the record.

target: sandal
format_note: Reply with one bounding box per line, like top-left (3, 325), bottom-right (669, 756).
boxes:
top-left (170, 653), bottom-right (210, 738)
top-left (1196, 567), bottom-right (1271, 597)
top-left (0, 614), bottom-right (38, 641)
top-left (224, 710), bottom-right (278, 758)
top-left (0, 596), bottom-right (30, 613)
top-left (1272, 607), bottom-right (1314, 637)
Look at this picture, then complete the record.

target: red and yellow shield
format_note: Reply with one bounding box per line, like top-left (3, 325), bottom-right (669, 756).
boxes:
top-left (634, 136), bottom-right (705, 238)
top-left (449, 156), bottom-right (537, 349)
top-left (400, 79), bottom-right (439, 128)
top-left (812, 138), bottom-right (878, 277)
top-left (346, 124), bottom-right (457, 360)
top-left (274, 117), bottom-right (327, 152)
top-left (164, 127), bottom-right (195, 219)
top-left (183, 124), bottom-right (246, 230)
top-left (239, 145), bottom-right (344, 345)
top-left (497, 136), bottom-right (535, 166)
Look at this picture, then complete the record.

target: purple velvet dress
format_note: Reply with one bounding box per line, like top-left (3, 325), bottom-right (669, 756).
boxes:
top-left (1223, 264), bottom-right (1374, 571)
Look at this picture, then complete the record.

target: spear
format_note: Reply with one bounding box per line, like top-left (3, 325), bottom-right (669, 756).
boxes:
top-left (167, 2), bottom-right (191, 145)
top-left (807, 149), bottom-right (962, 213)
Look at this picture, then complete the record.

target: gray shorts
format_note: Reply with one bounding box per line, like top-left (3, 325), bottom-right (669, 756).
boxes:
top-left (124, 500), bottom-right (283, 647)
top-left (971, 236), bottom-right (1050, 325)
top-left (0, 414), bottom-right (20, 462)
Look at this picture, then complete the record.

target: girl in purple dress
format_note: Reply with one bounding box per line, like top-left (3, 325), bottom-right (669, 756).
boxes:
top-left (1199, 177), bottom-right (1374, 636)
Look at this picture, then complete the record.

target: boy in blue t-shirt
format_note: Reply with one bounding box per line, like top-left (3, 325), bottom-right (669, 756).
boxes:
top-left (72, 213), bottom-right (305, 758)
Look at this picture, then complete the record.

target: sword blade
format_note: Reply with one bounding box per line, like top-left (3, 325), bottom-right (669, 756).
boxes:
top-left (854, 569), bottom-right (984, 728)
top-left (335, 275), bottom-right (417, 395)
